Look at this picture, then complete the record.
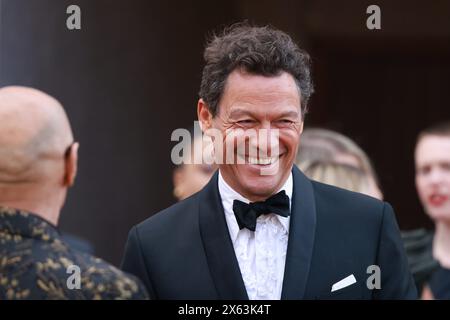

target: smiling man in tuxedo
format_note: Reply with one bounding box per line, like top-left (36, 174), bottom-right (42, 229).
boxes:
top-left (121, 23), bottom-right (417, 299)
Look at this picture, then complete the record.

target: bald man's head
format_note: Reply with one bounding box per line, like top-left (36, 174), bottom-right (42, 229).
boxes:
top-left (0, 86), bottom-right (79, 224)
top-left (0, 86), bottom-right (75, 184)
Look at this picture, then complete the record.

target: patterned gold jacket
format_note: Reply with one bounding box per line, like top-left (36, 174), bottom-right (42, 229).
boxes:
top-left (0, 206), bottom-right (148, 300)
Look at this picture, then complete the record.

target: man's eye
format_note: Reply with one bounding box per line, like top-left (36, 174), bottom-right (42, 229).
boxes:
top-left (237, 120), bottom-right (255, 124)
top-left (277, 119), bottom-right (294, 124)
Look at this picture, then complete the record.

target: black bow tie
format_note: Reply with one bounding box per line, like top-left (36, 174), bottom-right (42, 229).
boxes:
top-left (232, 190), bottom-right (290, 232)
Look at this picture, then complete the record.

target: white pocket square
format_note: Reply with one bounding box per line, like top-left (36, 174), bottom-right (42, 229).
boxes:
top-left (331, 274), bottom-right (357, 292)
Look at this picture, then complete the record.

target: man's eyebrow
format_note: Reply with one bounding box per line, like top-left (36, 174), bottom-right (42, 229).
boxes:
top-left (228, 109), bottom-right (300, 119)
top-left (278, 111), bottom-right (300, 118)
top-left (228, 108), bottom-right (254, 118)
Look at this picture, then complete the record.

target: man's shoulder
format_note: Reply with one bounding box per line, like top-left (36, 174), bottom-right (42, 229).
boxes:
top-left (310, 180), bottom-right (386, 224)
top-left (311, 179), bottom-right (384, 206)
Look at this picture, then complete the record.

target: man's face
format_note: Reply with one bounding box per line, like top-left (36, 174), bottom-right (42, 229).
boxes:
top-left (200, 70), bottom-right (303, 201)
top-left (415, 135), bottom-right (450, 223)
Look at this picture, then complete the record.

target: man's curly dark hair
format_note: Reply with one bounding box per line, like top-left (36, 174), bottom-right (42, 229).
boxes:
top-left (199, 23), bottom-right (314, 117)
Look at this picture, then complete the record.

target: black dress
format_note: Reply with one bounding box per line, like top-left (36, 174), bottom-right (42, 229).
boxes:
top-left (429, 265), bottom-right (450, 299)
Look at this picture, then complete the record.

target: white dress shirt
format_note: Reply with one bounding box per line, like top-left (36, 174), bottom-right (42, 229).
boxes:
top-left (218, 171), bottom-right (292, 300)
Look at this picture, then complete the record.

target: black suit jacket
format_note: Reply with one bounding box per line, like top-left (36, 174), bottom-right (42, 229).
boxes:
top-left (121, 166), bottom-right (417, 299)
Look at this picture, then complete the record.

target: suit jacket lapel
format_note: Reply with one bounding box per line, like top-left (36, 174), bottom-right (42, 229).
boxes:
top-left (198, 171), bottom-right (249, 300)
top-left (281, 166), bottom-right (317, 299)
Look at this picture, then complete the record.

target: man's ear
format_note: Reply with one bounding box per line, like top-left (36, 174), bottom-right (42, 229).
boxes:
top-left (197, 99), bottom-right (213, 133)
top-left (64, 142), bottom-right (79, 187)
top-left (298, 121), bottom-right (304, 135)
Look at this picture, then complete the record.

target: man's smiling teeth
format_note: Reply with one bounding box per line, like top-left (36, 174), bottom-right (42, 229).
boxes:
top-left (236, 153), bottom-right (281, 165)
top-left (248, 156), bottom-right (278, 165)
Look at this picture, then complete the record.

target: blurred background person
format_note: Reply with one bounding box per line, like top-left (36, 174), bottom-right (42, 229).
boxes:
top-left (415, 122), bottom-right (450, 299)
top-left (0, 86), bottom-right (148, 300)
top-left (296, 128), bottom-right (383, 199)
top-left (302, 161), bottom-right (375, 196)
top-left (172, 124), bottom-right (217, 201)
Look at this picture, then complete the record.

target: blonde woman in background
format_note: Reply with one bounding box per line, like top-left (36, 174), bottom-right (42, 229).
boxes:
top-left (302, 160), bottom-right (375, 196)
top-left (297, 128), bottom-right (383, 199)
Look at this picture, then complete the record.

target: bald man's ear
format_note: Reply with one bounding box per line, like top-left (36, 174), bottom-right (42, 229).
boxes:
top-left (64, 142), bottom-right (79, 187)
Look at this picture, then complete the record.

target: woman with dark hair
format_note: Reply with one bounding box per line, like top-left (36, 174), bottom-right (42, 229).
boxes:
top-left (415, 122), bottom-right (450, 299)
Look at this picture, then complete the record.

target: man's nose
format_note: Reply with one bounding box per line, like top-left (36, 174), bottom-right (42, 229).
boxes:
top-left (256, 124), bottom-right (279, 157)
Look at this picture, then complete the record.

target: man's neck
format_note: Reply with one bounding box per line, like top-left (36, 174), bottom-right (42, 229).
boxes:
top-left (433, 221), bottom-right (450, 268)
top-left (218, 169), bottom-right (293, 203)
top-left (0, 194), bottom-right (60, 226)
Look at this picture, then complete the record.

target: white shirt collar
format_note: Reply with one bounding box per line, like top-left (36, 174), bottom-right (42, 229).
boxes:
top-left (218, 170), bottom-right (293, 242)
